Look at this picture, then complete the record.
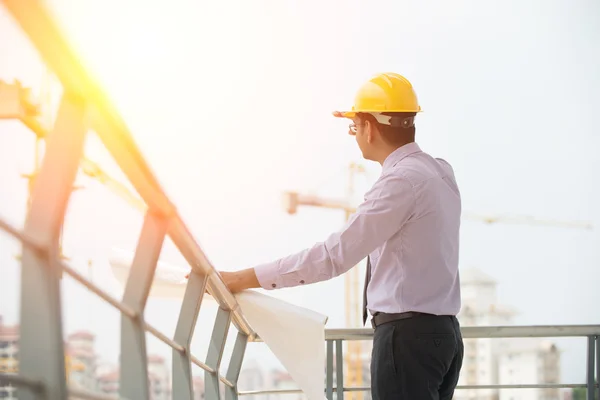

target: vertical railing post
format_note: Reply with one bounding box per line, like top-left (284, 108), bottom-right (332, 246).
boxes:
top-left (18, 93), bottom-right (87, 400)
top-left (172, 271), bottom-right (208, 400)
top-left (587, 336), bottom-right (596, 400)
top-left (205, 307), bottom-right (232, 400)
top-left (326, 340), bottom-right (334, 400)
top-left (224, 331), bottom-right (248, 400)
top-left (336, 340), bottom-right (344, 400)
top-left (119, 211), bottom-right (169, 400)
top-left (596, 335), bottom-right (600, 400)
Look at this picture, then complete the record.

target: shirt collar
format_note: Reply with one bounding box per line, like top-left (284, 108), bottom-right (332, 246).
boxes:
top-left (382, 142), bottom-right (422, 172)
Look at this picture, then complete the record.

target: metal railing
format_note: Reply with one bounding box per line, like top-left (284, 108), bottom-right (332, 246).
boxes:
top-left (0, 0), bottom-right (255, 399)
top-left (242, 326), bottom-right (600, 399)
top-left (0, 1), bottom-right (599, 400)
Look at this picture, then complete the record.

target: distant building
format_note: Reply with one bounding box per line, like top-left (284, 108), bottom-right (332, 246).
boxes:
top-left (456, 268), bottom-right (518, 400)
top-left (0, 323), bottom-right (103, 398)
top-left (238, 359), bottom-right (268, 400)
top-left (148, 354), bottom-right (170, 400)
top-left (269, 369), bottom-right (302, 400)
top-left (455, 268), bottom-right (560, 400)
top-left (498, 339), bottom-right (561, 400)
top-left (66, 331), bottom-right (98, 391)
top-left (0, 318), bottom-right (19, 400)
top-left (97, 368), bottom-right (119, 396)
top-left (97, 354), bottom-right (171, 399)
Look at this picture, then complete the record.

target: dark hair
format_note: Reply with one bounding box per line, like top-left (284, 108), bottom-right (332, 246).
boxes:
top-left (358, 112), bottom-right (416, 145)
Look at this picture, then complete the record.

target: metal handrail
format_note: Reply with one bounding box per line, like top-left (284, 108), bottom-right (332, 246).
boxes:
top-left (0, 373), bottom-right (45, 393)
top-left (0, 216), bottom-right (240, 395)
top-left (247, 325), bottom-right (600, 342)
top-left (322, 325), bottom-right (600, 340)
top-left (1, 0), bottom-right (253, 337)
top-left (243, 325), bottom-right (600, 398)
top-left (239, 383), bottom-right (598, 396)
top-left (1, 1), bottom-right (253, 398)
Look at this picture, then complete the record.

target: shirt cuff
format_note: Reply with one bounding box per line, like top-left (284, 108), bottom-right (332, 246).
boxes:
top-left (253, 261), bottom-right (281, 290)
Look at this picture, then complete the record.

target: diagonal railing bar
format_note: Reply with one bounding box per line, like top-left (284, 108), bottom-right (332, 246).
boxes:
top-left (225, 332), bottom-right (249, 400)
top-left (205, 308), bottom-right (232, 399)
top-left (0, 214), bottom-right (245, 392)
top-left (0, 215), bottom-right (46, 253)
top-left (1, 1), bottom-right (260, 399)
top-left (119, 212), bottom-right (169, 399)
top-left (0, 373), bottom-right (45, 393)
top-left (1, 0), bottom-right (253, 337)
top-left (17, 92), bottom-right (87, 400)
top-left (145, 322), bottom-right (186, 353)
top-left (172, 271), bottom-right (208, 399)
top-left (62, 263), bottom-right (137, 318)
top-left (0, 216), bottom-right (140, 318)
top-left (191, 354), bottom-right (216, 374)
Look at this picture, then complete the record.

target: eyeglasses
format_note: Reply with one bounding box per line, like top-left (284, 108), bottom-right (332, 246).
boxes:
top-left (348, 122), bottom-right (363, 135)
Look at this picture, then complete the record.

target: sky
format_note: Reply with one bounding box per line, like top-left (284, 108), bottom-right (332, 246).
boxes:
top-left (1, 0), bottom-right (599, 389)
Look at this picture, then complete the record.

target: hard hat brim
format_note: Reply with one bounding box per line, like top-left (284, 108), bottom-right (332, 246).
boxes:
top-left (333, 109), bottom-right (422, 119)
top-left (332, 111), bottom-right (356, 119)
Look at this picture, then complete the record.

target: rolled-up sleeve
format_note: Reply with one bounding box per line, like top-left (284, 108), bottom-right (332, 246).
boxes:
top-left (254, 172), bottom-right (415, 290)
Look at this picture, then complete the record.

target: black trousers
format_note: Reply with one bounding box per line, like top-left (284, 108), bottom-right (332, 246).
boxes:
top-left (370, 314), bottom-right (464, 400)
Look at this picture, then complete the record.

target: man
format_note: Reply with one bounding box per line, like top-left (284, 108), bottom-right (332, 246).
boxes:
top-left (219, 72), bottom-right (464, 400)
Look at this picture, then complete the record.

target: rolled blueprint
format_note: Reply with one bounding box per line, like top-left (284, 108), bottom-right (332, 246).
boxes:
top-left (108, 248), bottom-right (328, 400)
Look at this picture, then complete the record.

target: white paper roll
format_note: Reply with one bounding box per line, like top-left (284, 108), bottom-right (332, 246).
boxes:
top-left (108, 248), bottom-right (328, 400)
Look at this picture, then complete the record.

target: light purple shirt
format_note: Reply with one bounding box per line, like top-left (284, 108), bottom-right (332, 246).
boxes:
top-left (254, 142), bottom-right (462, 317)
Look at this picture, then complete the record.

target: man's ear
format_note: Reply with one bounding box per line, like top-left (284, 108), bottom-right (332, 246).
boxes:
top-left (366, 120), bottom-right (376, 144)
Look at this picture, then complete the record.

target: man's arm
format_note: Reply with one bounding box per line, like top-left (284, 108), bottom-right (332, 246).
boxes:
top-left (248, 173), bottom-right (415, 291)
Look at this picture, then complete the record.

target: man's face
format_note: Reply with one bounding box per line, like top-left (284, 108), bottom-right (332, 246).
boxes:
top-left (349, 117), bottom-right (372, 160)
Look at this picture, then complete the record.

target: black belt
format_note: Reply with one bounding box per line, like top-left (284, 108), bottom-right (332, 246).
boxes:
top-left (370, 311), bottom-right (434, 329)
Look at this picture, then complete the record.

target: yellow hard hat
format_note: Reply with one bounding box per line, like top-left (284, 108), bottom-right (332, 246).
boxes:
top-left (333, 72), bottom-right (421, 119)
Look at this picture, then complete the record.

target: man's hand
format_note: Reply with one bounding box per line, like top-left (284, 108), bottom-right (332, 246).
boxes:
top-left (219, 269), bottom-right (260, 293)
top-left (185, 268), bottom-right (260, 294)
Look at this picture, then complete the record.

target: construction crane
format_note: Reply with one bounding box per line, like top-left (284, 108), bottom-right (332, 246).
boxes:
top-left (79, 158), bottom-right (146, 211)
top-left (282, 163), bottom-right (593, 396)
top-left (284, 191), bottom-right (594, 230)
top-left (0, 77), bottom-right (75, 266)
top-left (283, 162), bottom-right (367, 399)
top-left (0, 78), bottom-right (147, 212)
top-left (65, 353), bottom-right (86, 385)
top-left (1, 76), bottom-right (88, 385)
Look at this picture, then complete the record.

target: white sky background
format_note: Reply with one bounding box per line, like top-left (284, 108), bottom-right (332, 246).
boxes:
top-left (1, 0), bottom-right (599, 387)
